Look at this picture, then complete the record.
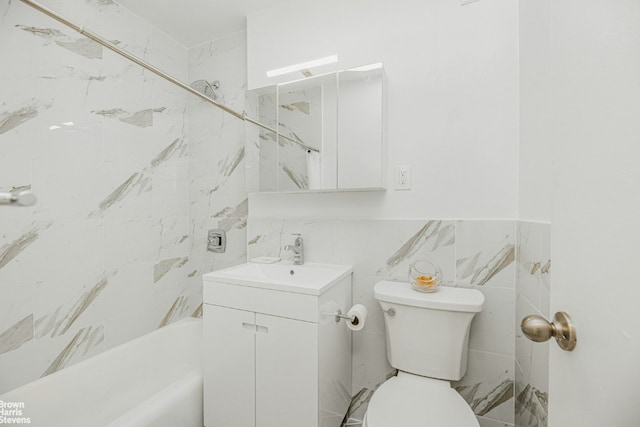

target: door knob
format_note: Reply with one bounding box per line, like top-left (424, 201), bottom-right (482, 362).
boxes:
top-left (521, 311), bottom-right (577, 351)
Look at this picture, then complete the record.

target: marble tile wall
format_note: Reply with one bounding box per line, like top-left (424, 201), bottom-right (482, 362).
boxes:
top-left (186, 31), bottom-right (249, 313)
top-left (0, 0), bottom-right (199, 393)
top-left (247, 218), bottom-right (517, 426)
top-left (515, 222), bottom-right (550, 427)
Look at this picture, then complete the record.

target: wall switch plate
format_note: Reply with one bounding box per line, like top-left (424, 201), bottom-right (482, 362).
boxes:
top-left (395, 165), bottom-right (411, 190)
top-left (207, 229), bottom-right (226, 253)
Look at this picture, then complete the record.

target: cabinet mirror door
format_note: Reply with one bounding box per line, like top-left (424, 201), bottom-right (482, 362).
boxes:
top-left (246, 64), bottom-right (386, 193)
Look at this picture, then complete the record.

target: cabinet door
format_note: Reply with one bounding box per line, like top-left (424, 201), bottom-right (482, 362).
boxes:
top-left (204, 304), bottom-right (256, 427)
top-left (255, 313), bottom-right (318, 427)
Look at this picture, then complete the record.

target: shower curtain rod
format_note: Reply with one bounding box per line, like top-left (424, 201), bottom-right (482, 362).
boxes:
top-left (0, 190), bottom-right (36, 206)
top-left (18, 0), bottom-right (320, 153)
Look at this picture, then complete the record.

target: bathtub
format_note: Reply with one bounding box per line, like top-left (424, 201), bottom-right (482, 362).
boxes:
top-left (0, 317), bottom-right (203, 427)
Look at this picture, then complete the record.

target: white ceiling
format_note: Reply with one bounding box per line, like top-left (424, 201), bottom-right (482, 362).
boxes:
top-left (116, 0), bottom-right (285, 48)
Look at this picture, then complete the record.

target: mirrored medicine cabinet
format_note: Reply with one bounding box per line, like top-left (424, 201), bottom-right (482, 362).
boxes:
top-left (245, 64), bottom-right (386, 193)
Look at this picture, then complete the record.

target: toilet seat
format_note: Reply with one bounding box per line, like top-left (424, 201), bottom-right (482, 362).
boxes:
top-left (363, 372), bottom-right (479, 427)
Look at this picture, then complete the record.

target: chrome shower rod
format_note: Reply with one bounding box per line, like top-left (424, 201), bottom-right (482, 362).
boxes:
top-left (0, 190), bottom-right (37, 206)
top-left (18, 0), bottom-right (320, 153)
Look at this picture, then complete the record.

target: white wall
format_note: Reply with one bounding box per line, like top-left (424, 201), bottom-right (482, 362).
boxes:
top-left (248, 0), bottom-right (519, 219)
top-left (519, 0), bottom-right (552, 222)
top-left (516, 3), bottom-right (553, 426)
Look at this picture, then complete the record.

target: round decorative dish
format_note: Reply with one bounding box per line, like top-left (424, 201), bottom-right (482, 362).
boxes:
top-left (409, 260), bottom-right (442, 293)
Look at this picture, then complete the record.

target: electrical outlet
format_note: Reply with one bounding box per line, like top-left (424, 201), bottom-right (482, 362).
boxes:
top-left (395, 165), bottom-right (411, 190)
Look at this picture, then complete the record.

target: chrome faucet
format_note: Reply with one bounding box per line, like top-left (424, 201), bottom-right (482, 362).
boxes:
top-left (284, 233), bottom-right (304, 265)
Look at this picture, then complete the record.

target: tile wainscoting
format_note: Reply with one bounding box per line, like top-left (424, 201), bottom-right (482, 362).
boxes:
top-left (248, 217), bottom-right (519, 426)
top-left (515, 221), bottom-right (550, 427)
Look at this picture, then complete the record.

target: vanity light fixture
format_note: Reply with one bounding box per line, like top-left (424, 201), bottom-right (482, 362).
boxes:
top-left (266, 54), bottom-right (339, 78)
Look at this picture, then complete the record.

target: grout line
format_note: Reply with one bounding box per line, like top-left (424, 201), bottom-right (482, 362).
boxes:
top-left (468, 348), bottom-right (517, 360)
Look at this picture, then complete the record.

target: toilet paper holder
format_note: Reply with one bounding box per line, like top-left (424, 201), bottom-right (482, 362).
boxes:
top-left (324, 304), bottom-right (368, 331)
top-left (330, 309), bottom-right (360, 325)
top-left (326, 307), bottom-right (395, 323)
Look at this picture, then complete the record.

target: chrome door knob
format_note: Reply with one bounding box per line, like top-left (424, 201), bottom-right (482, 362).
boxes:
top-left (521, 311), bottom-right (577, 351)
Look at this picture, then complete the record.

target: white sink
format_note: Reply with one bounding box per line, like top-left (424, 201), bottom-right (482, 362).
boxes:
top-left (203, 262), bottom-right (353, 295)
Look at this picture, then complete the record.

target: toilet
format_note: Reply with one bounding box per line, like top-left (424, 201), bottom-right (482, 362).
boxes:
top-left (363, 281), bottom-right (485, 427)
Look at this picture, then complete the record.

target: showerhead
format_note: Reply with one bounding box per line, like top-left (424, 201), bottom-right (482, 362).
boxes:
top-left (190, 79), bottom-right (220, 100)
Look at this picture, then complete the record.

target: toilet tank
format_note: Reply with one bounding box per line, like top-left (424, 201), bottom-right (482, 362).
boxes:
top-left (374, 281), bottom-right (484, 381)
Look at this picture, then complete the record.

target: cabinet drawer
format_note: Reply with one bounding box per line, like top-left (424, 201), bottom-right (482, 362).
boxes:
top-left (204, 281), bottom-right (319, 322)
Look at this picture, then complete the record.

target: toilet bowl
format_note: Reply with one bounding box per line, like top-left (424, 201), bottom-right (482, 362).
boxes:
top-left (362, 373), bottom-right (478, 427)
top-left (364, 281), bottom-right (484, 426)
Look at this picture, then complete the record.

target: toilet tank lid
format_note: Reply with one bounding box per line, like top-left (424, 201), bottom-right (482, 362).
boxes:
top-left (374, 281), bottom-right (484, 312)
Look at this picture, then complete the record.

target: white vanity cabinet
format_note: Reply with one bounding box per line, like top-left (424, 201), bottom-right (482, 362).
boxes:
top-left (202, 263), bottom-right (352, 427)
top-left (204, 305), bottom-right (318, 427)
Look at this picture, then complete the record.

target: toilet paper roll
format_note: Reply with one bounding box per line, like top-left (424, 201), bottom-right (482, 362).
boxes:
top-left (346, 304), bottom-right (368, 332)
